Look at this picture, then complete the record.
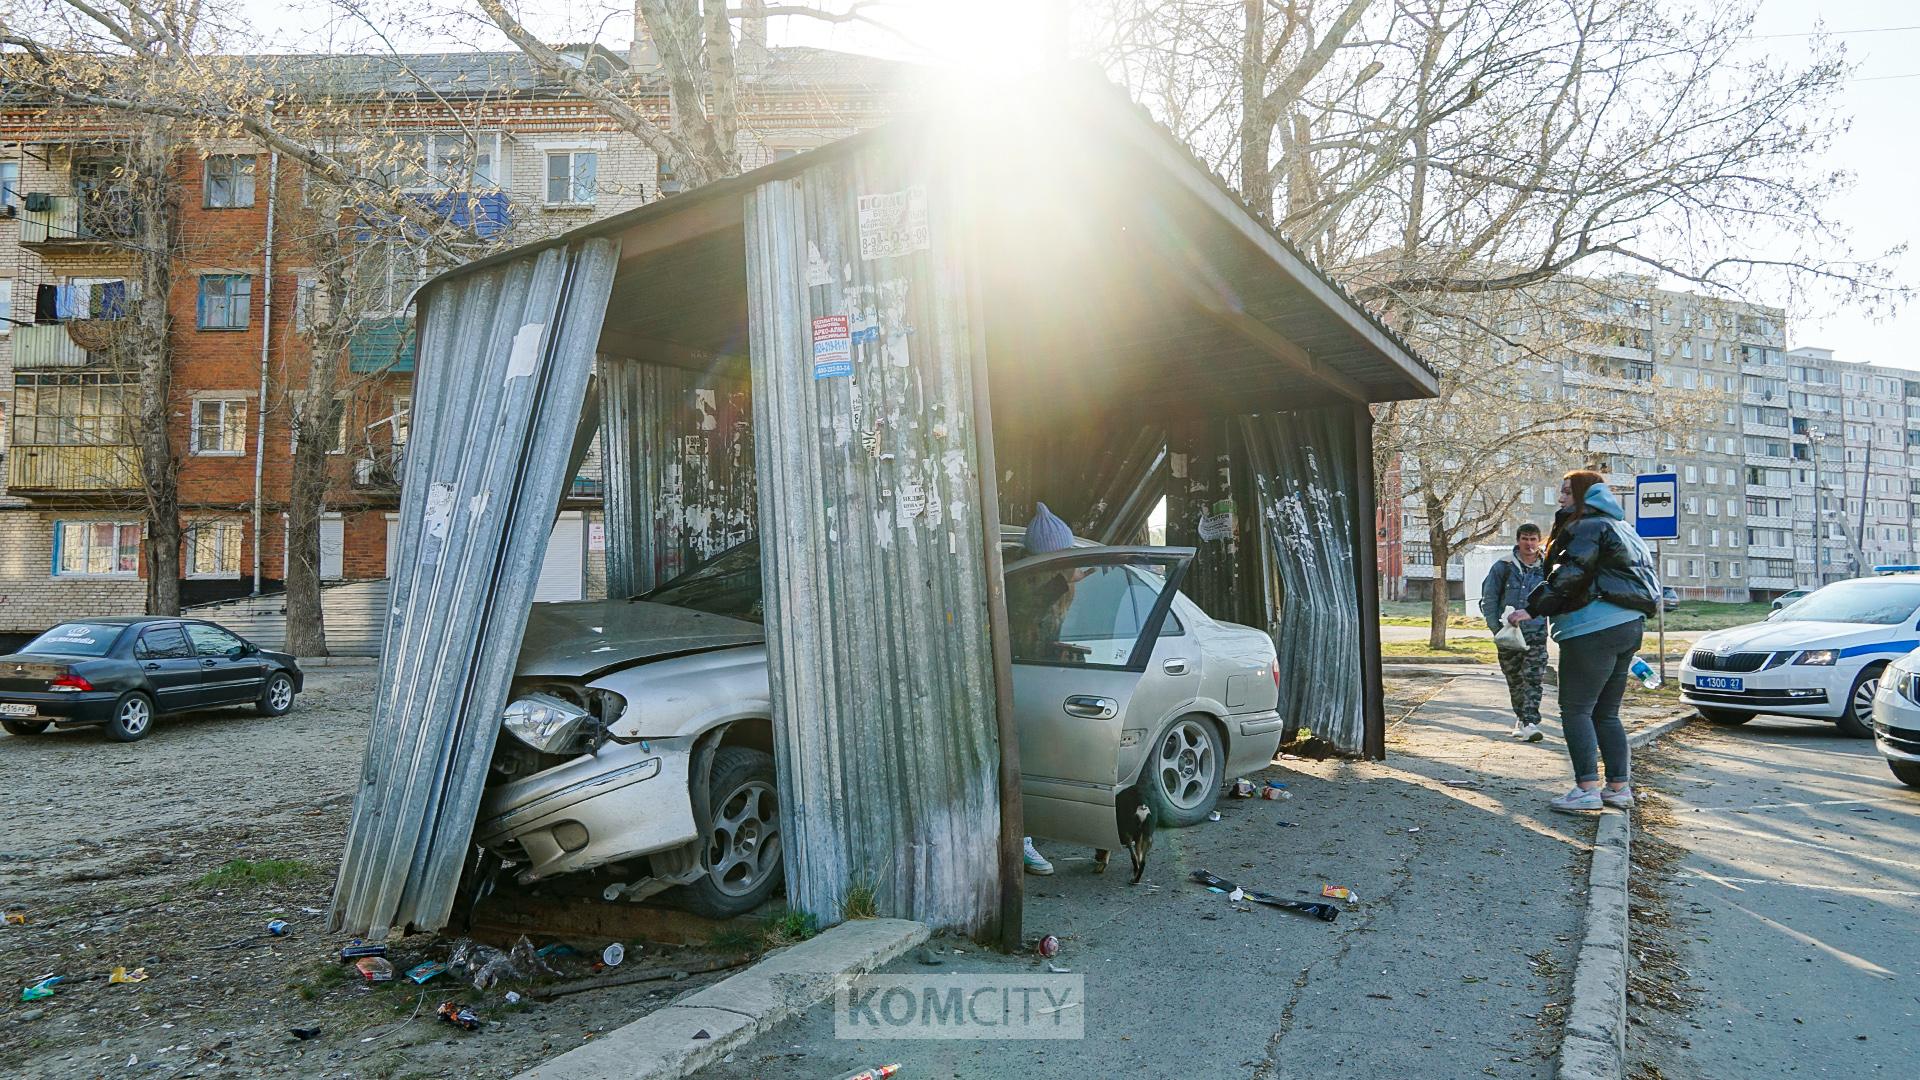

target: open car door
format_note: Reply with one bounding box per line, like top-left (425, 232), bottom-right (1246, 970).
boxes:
top-left (1005, 547), bottom-right (1194, 850)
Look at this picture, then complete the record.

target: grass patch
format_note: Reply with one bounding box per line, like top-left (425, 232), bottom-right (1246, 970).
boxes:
top-left (1652, 601), bottom-right (1773, 631)
top-left (1382, 639), bottom-right (1501, 662)
top-left (768, 907), bottom-right (820, 945)
top-left (1379, 600), bottom-right (1482, 629)
top-left (841, 882), bottom-right (878, 921)
top-left (194, 858), bottom-right (318, 890)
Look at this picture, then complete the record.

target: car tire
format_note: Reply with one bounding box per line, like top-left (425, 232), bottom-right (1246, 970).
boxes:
top-left (104, 692), bottom-right (156, 743)
top-left (1890, 761), bottom-right (1920, 790)
top-left (1138, 714), bottom-right (1225, 828)
top-left (2, 718), bottom-right (49, 737)
top-left (1834, 665), bottom-right (1884, 740)
top-left (1696, 707), bottom-right (1755, 726)
top-left (255, 672), bottom-right (296, 716)
top-left (676, 746), bottom-right (783, 920)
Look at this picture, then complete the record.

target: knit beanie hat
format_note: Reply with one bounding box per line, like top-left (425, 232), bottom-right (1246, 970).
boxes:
top-left (1024, 502), bottom-right (1075, 554)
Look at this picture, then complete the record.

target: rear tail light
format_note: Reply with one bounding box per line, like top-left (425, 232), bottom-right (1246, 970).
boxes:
top-left (50, 674), bottom-right (94, 692)
top-left (1272, 666), bottom-right (1281, 690)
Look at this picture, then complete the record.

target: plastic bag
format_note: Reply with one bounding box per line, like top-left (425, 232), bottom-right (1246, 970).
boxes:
top-left (1492, 606), bottom-right (1528, 651)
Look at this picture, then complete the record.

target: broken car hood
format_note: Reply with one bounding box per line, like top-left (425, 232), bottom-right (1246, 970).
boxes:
top-left (514, 599), bottom-right (765, 679)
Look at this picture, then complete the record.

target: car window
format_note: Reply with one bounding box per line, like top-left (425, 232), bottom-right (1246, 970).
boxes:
top-left (185, 623), bottom-right (246, 658)
top-left (1008, 560), bottom-right (1177, 668)
top-left (20, 622), bottom-right (125, 657)
top-left (1774, 581), bottom-right (1920, 625)
top-left (639, 541), bottom-right (764, 623)
top-left (135, 626), bottom-right (193, 660)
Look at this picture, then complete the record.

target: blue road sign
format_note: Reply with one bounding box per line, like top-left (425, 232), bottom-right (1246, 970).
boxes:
top-left (1634, 472), bottom-right (1678, 540)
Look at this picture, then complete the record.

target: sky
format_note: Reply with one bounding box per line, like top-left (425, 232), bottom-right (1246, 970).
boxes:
top-left (234, 0), bottom-right (1917, 368)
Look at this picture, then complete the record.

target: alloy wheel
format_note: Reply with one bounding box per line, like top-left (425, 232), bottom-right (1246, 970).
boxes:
top-left (708, 779), bottom-right (780, 897)
top-left (119, 697), bottom-right (150, 737)
top-left (1156, 719), bottom-right (1218, 810)
top-left (1853, 676), bottom-right (1878, 726)
top-left (268, 676), bottom-right (294, 711)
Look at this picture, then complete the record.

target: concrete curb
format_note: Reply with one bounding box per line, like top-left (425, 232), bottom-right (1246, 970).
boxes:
top-left (1555, 710), bottom-right (1691, 1080)
top-left (512, 917), bottom-right (931, 1080)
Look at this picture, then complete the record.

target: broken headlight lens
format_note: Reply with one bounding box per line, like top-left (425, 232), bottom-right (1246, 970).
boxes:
top-left (502, 693), bottom-right (594, 755)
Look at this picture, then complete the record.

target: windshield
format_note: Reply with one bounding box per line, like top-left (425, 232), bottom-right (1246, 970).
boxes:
top-left (1775, 580), bottom-right (1920, 626)
top-left (21, 622), bottom-right (125, 657)
top-left (638, 541), bottom-right (764, 623)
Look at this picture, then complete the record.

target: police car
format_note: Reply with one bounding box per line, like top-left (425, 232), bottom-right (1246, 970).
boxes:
top-left (1680, 575), bottom-right (1920, 739)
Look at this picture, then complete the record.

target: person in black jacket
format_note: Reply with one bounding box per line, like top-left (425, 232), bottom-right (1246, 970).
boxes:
top-left (1505, 470), bottom-right (1661, 814)
top-left (1480, 523), bottom-right (1549, 741)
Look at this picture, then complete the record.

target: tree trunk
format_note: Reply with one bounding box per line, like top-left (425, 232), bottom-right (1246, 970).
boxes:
top-left (1238, 0), bottom-right (1273, 214)
top-left (284, 432), bottom-right (331, 657)
top-left (130, 118), bottom-right (181, 615)
top-left (1426, 492), bottom-right (1451, 649)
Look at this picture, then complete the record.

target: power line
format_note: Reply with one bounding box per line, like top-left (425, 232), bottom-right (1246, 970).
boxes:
top-left (1749, 23), bottom-right (1920, 39)
top-left (1848, 71), bottom-right (1920, 82)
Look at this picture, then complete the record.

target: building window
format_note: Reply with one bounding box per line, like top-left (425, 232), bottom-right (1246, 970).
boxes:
top-left (1521, 486), bottom-right (1533, 505)
top-left (1708, 560), bottom-right (1720, 578)
top-left (387, 133), bottom-right (504, 191)
top-left (1665, 558), bottom-right (1679, 578)
top-left (323, 397), bottom-right (348, 454)
top-left (204, 154), bottom-right (257, 208)
top-left (1706, 498), bottom-right (1718, 517)
top-left (1687, 558), bottom-right (1701, 577)
top-left (545, 150), bottom-right (598, 205)
top-left (191, 398), bottom-right (248, 455)
top-left (1706, 466), bottom-right (1718, 484)
top-left (197, 274), bottom-right (252, 330)
top-left (356, 242), bottom-right (426, 316)
top-left (53, 520), bottom-right (140, 577)
top-left (186, 520), bottom-right (243, 578)
top-left (293, 272), bottom-right (329, 333)
top-left (0, 277), bottom-right (11, 335)
top-left (1685, 465), bottom-right (1698, 484)
top-left (11, 371), bottom-right (133, 445)
top-left (0, 160), bottom-right (17, 208)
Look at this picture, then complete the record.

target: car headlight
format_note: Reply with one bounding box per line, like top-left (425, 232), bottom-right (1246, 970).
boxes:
top-left (1792, 649), bottom-right (1838, 666)
top-left (502, 693), bottom-right (595, 755)
top-left (1899, 670), bottom-right (1920, 706)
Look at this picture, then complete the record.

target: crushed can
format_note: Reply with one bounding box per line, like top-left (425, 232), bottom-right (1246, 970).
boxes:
top-left (437, 1001), bottom-right (482, 1031)
top-left (1036, 934), bottom-right (1061, 958)
top-left (266, 920), bottom-right (289, 936)
top-left (339, 942), bottom-right (388, 961)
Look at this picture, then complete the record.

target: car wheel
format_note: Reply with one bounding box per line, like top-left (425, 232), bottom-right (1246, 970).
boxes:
top-left (1890, 761), bottom-right (1920, 790)
top-left (1139, 715), bottom-right (1225, 828)
top-left (256, 672), bottom-right (296, 716)
top-left (2, 718), bottom-right (49, 737)
top-left (1835, 665), bottom-right (1883, 740)
top-left (676, 746), bottom-right (783, 919)
top-left (104, 692), bottom-right (155, 743)
top-left (1696, 707), bottom-right (1755, 726)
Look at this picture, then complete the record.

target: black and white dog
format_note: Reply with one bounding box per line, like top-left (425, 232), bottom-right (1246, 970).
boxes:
top-left (1093, 788), bottom-right (1155, 883)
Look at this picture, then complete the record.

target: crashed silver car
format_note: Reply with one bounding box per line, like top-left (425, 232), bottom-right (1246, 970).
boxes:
top-left (476, 530), bottom-right (1285, 917)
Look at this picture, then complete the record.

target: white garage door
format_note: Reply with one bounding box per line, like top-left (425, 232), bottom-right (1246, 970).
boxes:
top-left (320, 517), bottom-right (345, 581)
top-left (534, 512), bottom-right (585, 603)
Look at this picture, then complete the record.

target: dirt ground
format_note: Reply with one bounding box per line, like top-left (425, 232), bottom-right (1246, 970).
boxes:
top-left (0, 669), bottom-right (741, 1080)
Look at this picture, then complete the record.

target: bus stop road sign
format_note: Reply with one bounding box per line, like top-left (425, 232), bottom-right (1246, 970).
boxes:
top-left (1635, 472), bottom-right (1678, 540)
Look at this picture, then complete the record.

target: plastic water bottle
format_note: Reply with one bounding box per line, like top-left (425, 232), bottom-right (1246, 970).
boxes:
top-left (1630, 656), bottom-right (1660, 690)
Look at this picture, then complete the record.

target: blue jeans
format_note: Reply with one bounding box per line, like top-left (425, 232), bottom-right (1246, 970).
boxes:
top-left (1555, 617), bottom-right (1643, 783)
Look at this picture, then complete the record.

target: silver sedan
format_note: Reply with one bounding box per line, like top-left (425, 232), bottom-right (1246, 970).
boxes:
top-left (474, 531), bottom-right (1285, 917)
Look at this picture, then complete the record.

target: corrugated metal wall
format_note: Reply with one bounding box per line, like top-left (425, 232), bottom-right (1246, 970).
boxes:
top-left (600, 360), bottom-right (757, 597)
top-left (330, 238), bottom-right (620, 939)
top-left (1167, 417), bottom-right (1270, 629)
top-left (1240, 409), bottom-right (1368, 753)
top-left (745, 154), bottom-right (1004, 933)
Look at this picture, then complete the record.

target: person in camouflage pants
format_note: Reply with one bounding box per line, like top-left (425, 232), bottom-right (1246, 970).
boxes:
top-left (1481, 523), bottom-right (1550, 741)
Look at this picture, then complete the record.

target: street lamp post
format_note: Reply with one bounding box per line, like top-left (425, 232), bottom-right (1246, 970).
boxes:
top-left (1809, 428), bottom-right (1825, 586)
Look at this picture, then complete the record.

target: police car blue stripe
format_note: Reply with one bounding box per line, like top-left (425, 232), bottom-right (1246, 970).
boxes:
top-left (1835, 640), bottom-right (1920, 659)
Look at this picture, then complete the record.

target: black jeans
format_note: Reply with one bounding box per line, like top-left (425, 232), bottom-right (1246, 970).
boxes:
top-left (1555, 617), bottom-right (1644, 784)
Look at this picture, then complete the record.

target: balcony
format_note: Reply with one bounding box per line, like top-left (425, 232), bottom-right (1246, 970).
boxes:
top-left (8, 323), bottom-right (93, 369)
top-left (348, 317), bottom-right (416, 374)
top-left (20, 193), bottom-right (139, 251)
top-left (7, 444), bottom-right (141, 491)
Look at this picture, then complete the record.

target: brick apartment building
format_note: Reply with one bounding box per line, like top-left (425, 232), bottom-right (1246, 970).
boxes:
top-left (0, 44), bottom-right (898, 647)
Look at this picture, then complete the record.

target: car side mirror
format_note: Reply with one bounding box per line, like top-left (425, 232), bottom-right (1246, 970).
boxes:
top-left (1765, 610), bottom-right (1780, 622)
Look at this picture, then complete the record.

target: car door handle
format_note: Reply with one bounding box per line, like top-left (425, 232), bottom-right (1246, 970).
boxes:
top-left (201, 659), bottom-right (217, 667)
top-left (1063, 696), bottom-right (1118, 720)
top-left (1162, 658), bottom-right (1192, 676)
top-left (144, 663), bottom-right (160, 671)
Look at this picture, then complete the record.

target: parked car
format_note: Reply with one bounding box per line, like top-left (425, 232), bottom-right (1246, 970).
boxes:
top-left (1679, 577), bottom-right (1920, 738)
top-left (474, 529), bottom-right (1286, 917)
top-left (0, 617), bottom-right (302, 742)
top-left (1867, 653), bottom-right (1920, 790)
top-left (1661, 587), bottom-right (1681, 612)
top-left (1771, 588), bottom-right (1812, 611)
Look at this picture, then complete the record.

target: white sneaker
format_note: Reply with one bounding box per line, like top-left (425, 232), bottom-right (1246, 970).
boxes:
top-left (1550, 787), bottom-right (1604, 814)
top-left (1518, 723), bottom-right (1544, 743)
top-left (1600, 785), bottom-right (1636, 809)
top-left (1023, 836), bottom-right (1053, 875)
top-left (1509, 722), bottom-right (1526, 739)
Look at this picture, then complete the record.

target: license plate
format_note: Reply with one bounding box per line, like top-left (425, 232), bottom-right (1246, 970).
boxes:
top-left (0, 702), bottom-right (37, 717)
top-left (1694, 676), bottom-right (1743, 692)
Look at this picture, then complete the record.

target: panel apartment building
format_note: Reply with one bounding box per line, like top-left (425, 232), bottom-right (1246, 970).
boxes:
top-left (0, 43), bottom-right (899, 647)
top-left (1387, 279), bottom-right (1920, 602)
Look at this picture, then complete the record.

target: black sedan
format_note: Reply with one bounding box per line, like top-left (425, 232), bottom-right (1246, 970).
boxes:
top-left (0, 617), bottom-right (303, 742)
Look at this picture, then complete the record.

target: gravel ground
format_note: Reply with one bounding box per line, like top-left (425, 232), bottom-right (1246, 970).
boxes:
top-left (0, 669), bottom-right (736, 1080)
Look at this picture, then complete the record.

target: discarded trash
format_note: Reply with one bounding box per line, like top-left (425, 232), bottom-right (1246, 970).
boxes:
top-left (354, 957), bottom-right (395, 983)
top-left (299, 907), bottom-right (323, 916)
top-left (504, 991), bottom-right (522, 1005)
top-left (288, 1027), bottom-right (322, 1040)
top-left (450, 939), bottom-right (521, 990)
top-left (4, 912), bottom-right (24, 925)
top-left (1276, 820), bottom-right (1300, 828)
top-left (602, 943), bottom-right (626, 968)
top-left (1848, 807), bottom-right (1872, 814)
top-left (692, 1028), bottom-right (712, 1040)
top-left (1228, 887), bottom-right (1246, 902)
top-left (405, 961), bottom-right (447, 985)
top-left (1036, 935), bottom-right (1061, 958)
top-left (1442, 779), bottom-right (1480, 789)
top-left (534, 944), bottom-right (575, 960)
top-left (339, 942), bottom-right (388, 961)
top-left (1230, 778), bottom-right (1256, 798)
top-left (845, 1065), bottom-right (901, 1080)
top-left (1407, 827), bottom-right (1421, 833)
top-left (20, 976), bottom-right (61, 1002)
top-left (267, 920), bottom-right (290, 936)
top-left (1191, 871), bottom-right (1339, 922)
top-left (1629, 656), bottom-right (1661, 690)
top-left (1321, 885), bottom-right (1358, 904)
top-left (1047, 962), bottom-right (1070, 974)
top-left (1207, 810), bottom-right (1222, 822)
top-left (436, 1002), bottom-right (482, 1032)
top-left (1262, 781), bottom-right (1293, 801)
top-left (107, 966), bottom-right (149, 984)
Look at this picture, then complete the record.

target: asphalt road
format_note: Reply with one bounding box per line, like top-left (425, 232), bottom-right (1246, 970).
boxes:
top-left (1631, 717), bottom-right (1920, 1077)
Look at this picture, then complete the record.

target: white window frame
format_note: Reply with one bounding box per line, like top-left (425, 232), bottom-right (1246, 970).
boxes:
top-left (185, 520), bottom-right (244, 580)
top-left (0, 277), bottom-right (11, 335)
top-left (53, 520), bottom-right (141, 578)
top-left (0, 160), bottom-right (18, 208)
top-left (544, 148), bottom-right (599, 206)
top-left (204, 154), bottom-right (257, 208)
top-left (191, 398), bottom-right (249, 456)
top-left (387, 132), bottom-right (507, 192)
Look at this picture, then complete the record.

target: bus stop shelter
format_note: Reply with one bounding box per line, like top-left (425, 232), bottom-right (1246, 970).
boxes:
top-left (331, 72), bottom-right (1438, 946)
